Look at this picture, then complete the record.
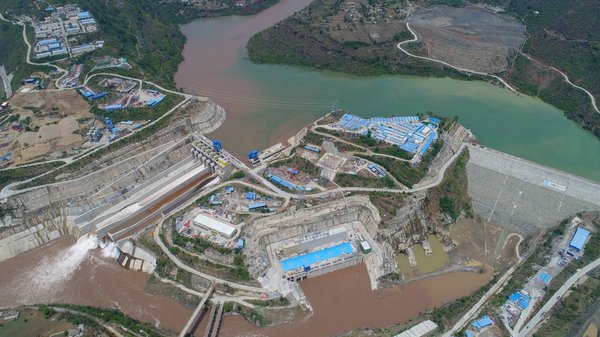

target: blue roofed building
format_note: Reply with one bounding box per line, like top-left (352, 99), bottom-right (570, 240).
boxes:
top-left (569, 227), bottom-right (591, 252)
top-left (471, 315), bottom-right (493, 331)
top-left (248, 202), bottom-right (267, 210)
top-left (466, 331), bottom-right (474, 337)
top-left (246, 191), bottom-right (256, 200)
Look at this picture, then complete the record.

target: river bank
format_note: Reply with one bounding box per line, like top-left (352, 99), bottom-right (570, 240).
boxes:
top-left (175, 0), bottom-right (600, 182)
top-left (219, 263), bottom-right (493, 337)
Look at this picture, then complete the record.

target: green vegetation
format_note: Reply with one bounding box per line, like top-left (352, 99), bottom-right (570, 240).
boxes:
top-left (533, 275), bottom-right (600, 337)
top-left (335, 172), bottom-right (395, 188)
top-left (90, 90), bottom-right (183, 123)
top-left (270, 155), bottom-right (321, 177)
top-left (247, 0), bottom-right (600, 141)
top-left (538, 226), bottom-right (600, 306)
top-left (172, 227), bottom-right (232, 255)
top-left (247, 296), bottom-right (290, 307)
top-left (0, 21), bottom-right (50, 93)
top-left (485, 219), bottom-right (576, 310)
top-left (227, 170), bottom-right (246, 181)
top-left (428, 150), bottom-right (473, 220)
top-left (54, 304), bottom-right (166, 337)
top-left (0, 161), bottom-right (65, 190)
top-left (431, 271), bottom-right (495, 329)
top-left (365, 191), bottom-right (404, 220)
top-left (356, 140), bottom-right (442, 188)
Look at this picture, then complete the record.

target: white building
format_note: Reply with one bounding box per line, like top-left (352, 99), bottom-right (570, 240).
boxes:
top-left (193, 213), bottom-right (236, 238)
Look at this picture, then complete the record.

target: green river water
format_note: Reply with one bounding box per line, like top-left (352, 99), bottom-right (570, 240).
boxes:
top-left (175, 1), bottom-right (600, 181)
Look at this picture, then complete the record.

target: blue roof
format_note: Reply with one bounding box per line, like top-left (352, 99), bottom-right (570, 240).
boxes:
top-left (518, 298), bottom-right (529, 309)
top-left (280, 242), bottom-right (353, 272)
top-left (246, 192), bottom-right (256, 200)
top-left (466, 331), bottom-right (474, 337)
top-left (509, 292), bottom-right (521, 302)
top-left (569, 227), bottom-right (590, 251)
top-left (420, 131), bottom-right (436, 155)
top-left (237, 239), bottom-right (244, 248)
top-left (248, 202), bottom-right (267, 209)
top-left (472, 315), bottom-right (493, 330)
top-left (539, 271), bottom-right (552, 285)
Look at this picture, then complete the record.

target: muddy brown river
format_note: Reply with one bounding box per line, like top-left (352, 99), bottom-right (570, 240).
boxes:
top-left (220, 264), bottom-right (492, 337)
top-left (0, 237), bottom-right (190, 333)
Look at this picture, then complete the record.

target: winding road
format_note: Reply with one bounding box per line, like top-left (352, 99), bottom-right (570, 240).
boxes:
top-left (396, 22), bottom-right (518, 93)
top-left (397, 20), bottom-right (599, 115)
top-left (152, 222), bottom-right (269, 294)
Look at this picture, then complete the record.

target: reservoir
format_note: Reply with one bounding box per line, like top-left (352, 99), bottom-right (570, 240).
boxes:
top-left (175, 0), bottom-right (600, 182)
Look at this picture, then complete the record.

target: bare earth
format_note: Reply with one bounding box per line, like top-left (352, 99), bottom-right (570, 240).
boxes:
top-left (3, 90), bottom-right (92, 164)
top-left (409, 6), bottom-right (526, 73)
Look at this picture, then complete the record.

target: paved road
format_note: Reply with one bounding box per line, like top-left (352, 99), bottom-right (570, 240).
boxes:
top-left (517, 51), bottom-right (599, 114)
top-left (0, 65), bottom-right (13, 98)
top-left (442, 265), bottom-right (517, 336)
top-left (224, 140), bottom-right (466, 200)
top-left (152, 222), bottom-right (269, 294)
top-left (397, 22), bottom-right (518, 93)
top-left (518, 257), bottom-right (600, 337)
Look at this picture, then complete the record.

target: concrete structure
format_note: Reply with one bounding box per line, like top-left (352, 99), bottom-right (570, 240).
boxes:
top-left (466, 145), bottom-right (600, 234)
top-left (0, 100), bottom-right (226, 261)
top-left (192, 135), bottom-right (233, 178)
top-left (395, 320), bottom-right (438, 337)
top-left (193, 213), bottom-right (236, 238)
top-left (298, 226), bottom-right (348, 252)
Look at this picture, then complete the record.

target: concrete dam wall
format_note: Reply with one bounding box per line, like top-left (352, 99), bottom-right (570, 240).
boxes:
top-left (0, 100), bottom-right (226, 261)
top-left (466, 145), bottom-right (600, 234)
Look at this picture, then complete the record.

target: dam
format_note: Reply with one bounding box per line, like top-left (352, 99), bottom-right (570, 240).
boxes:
top-left (466, 144), bottom-right (600, 234)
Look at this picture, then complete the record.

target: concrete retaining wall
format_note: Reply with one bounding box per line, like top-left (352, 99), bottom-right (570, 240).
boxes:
top-left (0, 100), bottom-right (226, 261)
top-left (467, 145), bottom-right (600, 234)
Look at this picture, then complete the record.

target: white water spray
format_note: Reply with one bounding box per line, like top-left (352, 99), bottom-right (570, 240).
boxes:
top-left (12, 234), bottom-right (99, 303)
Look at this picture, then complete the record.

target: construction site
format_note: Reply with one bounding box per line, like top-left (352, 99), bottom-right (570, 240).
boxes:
top-left (1, 105), bottom-right (600, 337)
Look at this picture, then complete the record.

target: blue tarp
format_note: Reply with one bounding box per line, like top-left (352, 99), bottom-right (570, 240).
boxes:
top-left (147, 95), bottom-right (165, 107)
top-left (280, 242), bottom-right (353, 272)
top-left (570, 227), bottom-right (590, 251)
top-left (539, 271), bottom-right (552, 285)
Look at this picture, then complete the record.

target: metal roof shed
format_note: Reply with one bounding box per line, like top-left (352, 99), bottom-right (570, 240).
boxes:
top-left (193, 213), bottom-right (236, 238)
top-left (569, 227), bottom-right (590, 251)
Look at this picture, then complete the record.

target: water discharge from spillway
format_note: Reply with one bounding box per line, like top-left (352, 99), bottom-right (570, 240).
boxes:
top-left (8, 234), bottom-right (99, 304)
top-left (0, 236), bottom-right (191, 332)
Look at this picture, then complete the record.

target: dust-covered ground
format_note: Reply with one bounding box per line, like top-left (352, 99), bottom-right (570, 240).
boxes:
top-left (2, 90), bottom-right (93, 164)
top-left (408, 5), bottom-right (526, 73)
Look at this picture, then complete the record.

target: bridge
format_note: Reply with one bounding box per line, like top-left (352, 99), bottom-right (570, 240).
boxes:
top-left (203, 302), bottom-right (224, 337)
top-left (179, 283), bottom-right (216, 337)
